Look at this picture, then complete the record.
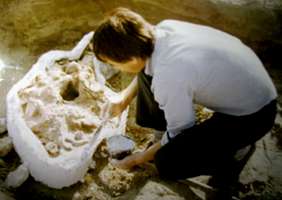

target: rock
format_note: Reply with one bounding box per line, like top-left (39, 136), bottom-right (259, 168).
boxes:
top-left (135, 180), bottom-right (186, 200)
top-left (0, 118), bottom-right (6, 134)
top-left (5, 164), bottom-right (29, 188)
top-left (72, 192), bottom-right (82, 200)
top-left (0, 158), bottom-right (5, 166)
top-left (106, 135), bottom-right (135, 159)
top-left (78, 181), bottom-right (111, 200)
top-left (0, 191), bottom-right (15, 200)
top-left (98, 164), bottom-right (135, 196)
top-left (0, 136), bottom-right (13, 157)
top-left (88, 159), bottom-right (96, 170)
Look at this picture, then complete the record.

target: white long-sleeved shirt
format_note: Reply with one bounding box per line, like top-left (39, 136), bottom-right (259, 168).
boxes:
top-left (144, 20), bottom-right (277, 144)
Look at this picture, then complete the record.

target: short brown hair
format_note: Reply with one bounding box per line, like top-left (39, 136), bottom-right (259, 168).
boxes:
top-left (93, 7), bottom-right (154, 63)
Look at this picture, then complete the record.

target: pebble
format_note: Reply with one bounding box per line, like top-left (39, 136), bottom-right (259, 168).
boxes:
top-left (72, 192), bottom-right (81, 200)
top-left (0, 118), bottom-right (6, 134)
top-left (89, 159), bottom-right (96, 170)
top-left (0, 136), bottom-right (13, 157)
top-left (0, 191), bottom-right (15, 200)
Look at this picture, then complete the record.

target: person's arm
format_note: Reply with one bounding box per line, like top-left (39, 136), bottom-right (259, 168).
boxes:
top-left (110, 76), bottom-right (138, 117)
top-left (121, 76), bottom-right (138, 108)
top-left (111, 141), bottom-right (161, 170)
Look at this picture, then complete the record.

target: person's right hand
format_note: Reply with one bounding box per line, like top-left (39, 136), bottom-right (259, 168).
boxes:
top-left (110, 151), bottom-right (144, 170)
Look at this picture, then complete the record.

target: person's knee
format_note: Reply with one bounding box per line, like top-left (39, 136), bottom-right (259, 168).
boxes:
top-left (154, 148), bottom-right (184, 181)
top-left (154, 147), bottom-right (180, 181)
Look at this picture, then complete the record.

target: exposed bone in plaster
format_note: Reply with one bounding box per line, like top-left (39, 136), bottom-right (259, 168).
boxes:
top-left (17, 60), bottom-right (113, 158)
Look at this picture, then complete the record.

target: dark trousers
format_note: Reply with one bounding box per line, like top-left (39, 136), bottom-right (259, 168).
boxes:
top-left (136, 70), bottom-right (167, 131)
top-left (136, 70), bottom-right (277, 181)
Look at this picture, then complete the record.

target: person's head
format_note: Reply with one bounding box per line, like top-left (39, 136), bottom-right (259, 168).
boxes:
top-left (93, 7), bottom-right (155, 73)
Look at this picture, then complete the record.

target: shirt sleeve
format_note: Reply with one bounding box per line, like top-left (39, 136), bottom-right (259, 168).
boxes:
top-left (152, 74), bottom-right (196, 144)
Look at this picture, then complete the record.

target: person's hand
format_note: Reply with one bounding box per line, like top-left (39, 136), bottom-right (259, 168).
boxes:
top-left (107, 76), bottom-right (138, 118)
top-left (110, 152), bottom-right (144, 170)
top-left (108, 92), bottom-right (127, 118)
top-left (111, 141), bottom-right (161, 170)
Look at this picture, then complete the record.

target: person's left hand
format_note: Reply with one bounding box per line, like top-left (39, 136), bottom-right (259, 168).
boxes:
top-left (108, 95), bottom-right (126, 118)
top-left (110, 152), bottom-right (144, 170)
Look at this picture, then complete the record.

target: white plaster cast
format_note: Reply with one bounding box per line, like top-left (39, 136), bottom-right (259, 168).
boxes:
top-left (6, 32), bottom-right (128, 188)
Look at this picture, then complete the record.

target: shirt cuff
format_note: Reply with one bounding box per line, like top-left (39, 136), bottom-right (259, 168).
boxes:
top-left (160, 131), bottom-right (172, 146)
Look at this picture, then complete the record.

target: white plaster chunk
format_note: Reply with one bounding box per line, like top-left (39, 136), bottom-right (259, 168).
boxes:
top-left (106, 135), bottom-right (135, 159)
top-left (0, 136), bottom-right (13, 157)
top-left (6, 32), bottom-right (128, 188)
top-left (5, 164), bottom-right (29, 188)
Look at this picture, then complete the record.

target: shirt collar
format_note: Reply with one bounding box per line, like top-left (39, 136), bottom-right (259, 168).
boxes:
top-left (144, 28), bottom-right (167, 76)
top-left (144, 58), bottom-right (153, 76)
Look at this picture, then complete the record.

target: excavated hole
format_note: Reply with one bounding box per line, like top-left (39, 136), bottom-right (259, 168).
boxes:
top-left (60, 81), bottom-right (79, 101)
